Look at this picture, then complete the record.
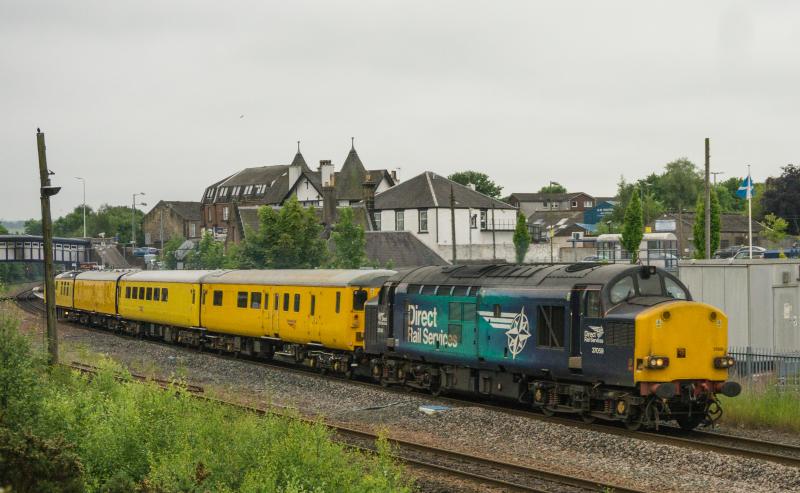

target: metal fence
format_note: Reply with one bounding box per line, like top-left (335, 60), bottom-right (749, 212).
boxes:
top-left (728, 347), bottom-right (800, 389)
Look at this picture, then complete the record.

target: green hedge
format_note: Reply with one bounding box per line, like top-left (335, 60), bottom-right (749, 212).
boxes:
top-left (0, 312), bottom-right (411, 492)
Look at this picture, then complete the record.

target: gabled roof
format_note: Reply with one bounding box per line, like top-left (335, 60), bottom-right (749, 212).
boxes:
top-left (164, 201), bottom-right (202, 221)
top-left (364, 231), bottom-right (449, 267)
top-left (527, 210), bottom-right (591, 236)
top-left (509, 192), bottom-right (592, 203)
top-left (656, 212), bottom-right (765, 234)
top-left (335, 146), bottom-right (368, 201)
top-left (374, 171), bottom-right (514, 210)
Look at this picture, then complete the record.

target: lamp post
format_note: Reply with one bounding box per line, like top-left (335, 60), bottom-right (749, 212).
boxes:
top-left (132, 192), bottom-right (146, 254)
top-left (74, 177), bottom-right (86, 237)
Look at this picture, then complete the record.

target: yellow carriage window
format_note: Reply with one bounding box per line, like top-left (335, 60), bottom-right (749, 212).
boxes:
top-left (274, 293), bottom-right (278, 311)
top-left (263, 292), bottom-right (269, 310)
top-left (154, 288), bottom-right (160, 301)
top-left (237, 292), bottom-right (248, 308)
top-left (139, 287), bottom-right (145, 300)
top-left (125, 286), bottom-right (131, 299)
top-left (283, 293), bottom-right (290, 311)
top-left (335, 291), bottom-right (341, 313)
top-left (213, 290), bottom-right (223, 306)
top-left (293, 293), bottom-right (300, 312)
top-left (310, 295), bottom-right (315, 315)
top-left (250, 292), bottom-right (261, 309)
top-left (163, 288), bottom-right (169, 302)
top-left (132, 287), bottom-right (138, 299)
top-left (146, 287), bottom-right (153, 301)
top-left (353, 290), bottom-right (368, 311)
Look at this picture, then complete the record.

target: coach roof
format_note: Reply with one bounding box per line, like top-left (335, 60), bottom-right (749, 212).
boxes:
top-left (122, 270), bottom-right (219, 284)
top-left (75, 270), bottom-right (139, 282)
top-left (201, 269), bottom-right (397, 287)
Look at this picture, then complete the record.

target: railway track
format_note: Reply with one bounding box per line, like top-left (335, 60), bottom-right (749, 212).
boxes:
top-left (14, 289), bottom-right (800, 471)
top-left (65, 361), bottom-right (638, 493)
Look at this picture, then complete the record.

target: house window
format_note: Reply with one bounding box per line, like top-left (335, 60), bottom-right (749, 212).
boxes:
top-left (584, 200), bottom-right (593, 208)
top-left (189, 223), bottom-right (196, 237)
top-left (537, 305), bottom-right (565, 348)
top-left (470, 213), bottom-right (477, 229)
top-left (480, 210), bottom-right (488, 230)
top-left (223, 206), bottom-right (229, 221)
top-left (207, 208), bottom-right (213, 222)
top-left (571, 200), bottom-right (578, 208)
top-left (237, 291), bottom-right (248, 308)
top-left (395, 210), bottom-right (404, 231)
top-left (213, 290), bottom-right (223, 306)
top-left (418, 209), bottom-right (428, 233)
top-left (373, 212), bottom-right (381, 231)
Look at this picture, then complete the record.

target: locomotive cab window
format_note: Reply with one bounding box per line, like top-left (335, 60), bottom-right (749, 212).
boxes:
top-left (637, 270), bottom-right (663, 296)
top-left (250, 292), bottom-right (261, 309)
top-left (664, 277), bottom-right (687, 300)
top-left (609, 276), bottom-right (635, 304)
top-left (353, 289), bottom-right (368, 310)
top-left (213, 290), bottom-right (223, 306)
top-left (583, 290), bottom-right (602, 318)
top-left (237, 292), bottom-right (248, 308)
top-left (537, 305), bottom-right (565, 348)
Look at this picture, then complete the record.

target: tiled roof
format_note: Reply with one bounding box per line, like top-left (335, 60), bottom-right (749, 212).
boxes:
top-left (374, 171), bottom-right (513, 210)
top-left (527, 210), bottom-right (592, 236)
top-left (335, 146), bottom-right (368, 201)
top-left (163, 201), bottom-right (202, 221)
top-left (363, 231), bottom-right (448, 267)
top-left (657, 212), bottom-right (765, 233)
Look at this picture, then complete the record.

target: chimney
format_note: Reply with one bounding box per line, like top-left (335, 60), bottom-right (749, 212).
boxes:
top-left (319, 160), bottom-right (335, 187)
top-left (322, 182), bottom-right (337, 227)
top-left (363, 173), bottom-right (377, 223)
top-left (391, 169), bottom-right (398, 182)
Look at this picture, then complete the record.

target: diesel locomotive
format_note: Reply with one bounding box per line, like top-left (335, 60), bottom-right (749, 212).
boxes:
top-left (52, 262), bottom-right (741, 431)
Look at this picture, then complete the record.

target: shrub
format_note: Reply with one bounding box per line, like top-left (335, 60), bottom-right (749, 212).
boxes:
top-left (719, 381), bottom-right (800, 433)
top-left (0, 426), bottom-right (84, 493)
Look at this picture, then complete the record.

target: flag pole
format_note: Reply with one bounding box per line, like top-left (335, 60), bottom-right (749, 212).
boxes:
top-left (747, 164), bottom-right (753, 260)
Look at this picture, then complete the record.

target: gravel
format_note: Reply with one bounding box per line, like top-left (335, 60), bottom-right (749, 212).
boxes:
top-left (12, 306), bottom-right (800, 493)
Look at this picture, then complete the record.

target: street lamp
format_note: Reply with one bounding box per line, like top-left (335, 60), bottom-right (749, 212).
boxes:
top-left (74, 177), bottom-right (86, 238)
top-left (132, 192), bottom-right (146, 252)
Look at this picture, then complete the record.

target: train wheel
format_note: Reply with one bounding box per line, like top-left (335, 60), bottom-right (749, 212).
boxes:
top-left (541, 406), bottom-right (555, 417)
top-left (581, 413), bottom-right (596, 424)
top-left (624, 414), bottom-right (643, 431)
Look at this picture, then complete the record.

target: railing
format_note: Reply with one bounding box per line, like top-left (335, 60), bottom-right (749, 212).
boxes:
top-left (728, 347), bottom-right (800, 389)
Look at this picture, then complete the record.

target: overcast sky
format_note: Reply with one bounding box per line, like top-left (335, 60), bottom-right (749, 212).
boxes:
top-left (1, 1), bottom-right (798, 220)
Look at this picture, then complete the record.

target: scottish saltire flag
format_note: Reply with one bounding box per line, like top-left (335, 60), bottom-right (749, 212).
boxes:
top-left (736, 175), bottom-right (755, 199)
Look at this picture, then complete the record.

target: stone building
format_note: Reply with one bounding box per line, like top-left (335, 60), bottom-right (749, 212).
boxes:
top-left (142, 201), bottom-right (202, 247)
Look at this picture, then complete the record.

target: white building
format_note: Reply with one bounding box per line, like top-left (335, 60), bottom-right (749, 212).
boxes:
top-left (372, 171), bottom-right (524, 263)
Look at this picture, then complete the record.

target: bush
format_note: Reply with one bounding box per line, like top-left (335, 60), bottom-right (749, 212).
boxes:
top-left (0, 426), bottom-right (84, 492)
top-left (0, 312), bottom-right (411, 492)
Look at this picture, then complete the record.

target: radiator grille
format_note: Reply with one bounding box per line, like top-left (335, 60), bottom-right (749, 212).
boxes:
top-left (605, 321), bottom-right (635, 347)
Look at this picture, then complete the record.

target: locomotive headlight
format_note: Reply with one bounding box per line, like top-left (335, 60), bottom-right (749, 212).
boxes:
top-left (714, 356), bottom-right (736, 369)
top-left (646, 356), bottom-right (669, 369)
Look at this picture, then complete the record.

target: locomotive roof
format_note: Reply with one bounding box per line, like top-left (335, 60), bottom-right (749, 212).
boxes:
top-left (200, 269), bottom-right (397, 287)
top-left (75, 270), bottom-right (139, 282)
top-left (393, 263), bottom-right (652, 289)
top-left (122, 270), bottom-right (219, 283)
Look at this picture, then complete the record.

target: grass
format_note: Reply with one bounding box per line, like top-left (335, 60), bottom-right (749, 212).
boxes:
top-left (719, 380), bottom-right (800, 433)
top-left (0, 311), bottom-right (412, 493)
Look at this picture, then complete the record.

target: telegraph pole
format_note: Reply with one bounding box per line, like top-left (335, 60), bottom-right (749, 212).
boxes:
top-left (704, 138), bottom-right (711, 259)
top-left (450, 185), bottom-right (457, 264)
top-left (36, 129), bottom-right (60, 365)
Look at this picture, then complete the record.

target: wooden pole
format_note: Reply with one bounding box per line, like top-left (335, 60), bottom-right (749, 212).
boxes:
top-left (704, 138), bottom-right (711, 259)
top-left (450, 185), bottom-right (457, 264)
top-left (36, 129), bottom-right (59, 365)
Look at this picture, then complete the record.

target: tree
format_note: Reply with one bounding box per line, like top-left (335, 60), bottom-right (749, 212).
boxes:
top-left (160, 235), bottom-right (185, 269)
top-left (237, 196), bottom-right (327, 269)
top-left (609, 176), bottom-right (665, 228)
top-left (512, 212), bottom-right (530, 264)
top-left (761, 164), bottom-right (800, 235)
top-left (185, 231), bottom-right (224, 269)
top-left (714, 177), bottom-right (746, 214)
top-left (53, 205), bottom-right (94, 238)
top-left (329, 208), bottom-right (367, 268)
top-left (24, 219), bottom-right (42, 235)
top-left (448, 171), bottom-right (503, 198)
top-left (538, 182), bottom-right (567, 194)
top-left (659, 158), bottom-right (702, 213)
top-left (621, 190), bottom-right (643, 263)
top-left (692, 189), bottom-right (721, 258)
top-left (762, 213), bottom-right (789, 246)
